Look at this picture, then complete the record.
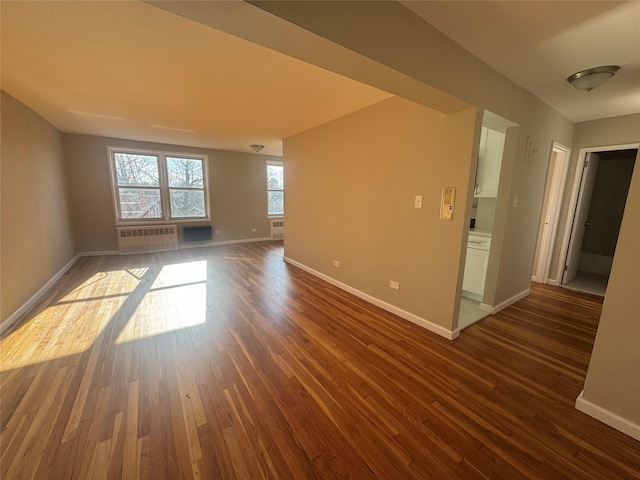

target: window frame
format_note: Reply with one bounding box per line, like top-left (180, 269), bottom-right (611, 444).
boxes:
top-left (108, 146), bottom-right (210, 225)
top-left (266, 160), bottom-right (284, 218)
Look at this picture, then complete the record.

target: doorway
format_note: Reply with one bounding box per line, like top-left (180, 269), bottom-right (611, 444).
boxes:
top-left (458, 110), bottom-right (518, 330)
top-left (558, 146), bottom-right (638, 296)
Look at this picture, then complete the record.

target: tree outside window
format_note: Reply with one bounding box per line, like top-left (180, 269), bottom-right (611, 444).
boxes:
top-left (267, 163), bottom-right (284, 216)
top-left (166, 157), bottom-right (205, 218)
top-left (109, 148), bottom-right (208, 223)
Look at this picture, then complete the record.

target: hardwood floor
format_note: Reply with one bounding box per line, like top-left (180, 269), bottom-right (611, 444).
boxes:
top-left (1, 241), bottom-right (639, 479)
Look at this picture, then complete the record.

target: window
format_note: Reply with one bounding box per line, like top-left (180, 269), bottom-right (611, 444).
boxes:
top-left (267, 163), bottom-right (284, 216)
top-left (166, 157), bottom-right (206, 218)
top-left (109, 148), bottom-right (208, 223)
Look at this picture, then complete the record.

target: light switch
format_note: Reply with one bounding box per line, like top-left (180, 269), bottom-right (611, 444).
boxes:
top-left (512, 195), bottom-right (519, 208)
top-left (414, 195), bottom-right (423, 209)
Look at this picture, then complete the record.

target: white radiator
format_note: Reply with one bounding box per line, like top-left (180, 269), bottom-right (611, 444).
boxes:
top-left (116, 225), bottom-right (178, 254)
top-left (270, 219), bottom-right (284, 240)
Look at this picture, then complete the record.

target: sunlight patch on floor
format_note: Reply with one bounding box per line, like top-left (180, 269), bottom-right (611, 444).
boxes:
top-left (1, 262), bottom-right (210, 370)
top-left (116, 261), bottom-right (208, 344)
top-left (1, 273), bottom-right (135, 370)
top-left (58, 270), bottom-right (141, 303)
top-left (151, 260), bottom-right (207, 289)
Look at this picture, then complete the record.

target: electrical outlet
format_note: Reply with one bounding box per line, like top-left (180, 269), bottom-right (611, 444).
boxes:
top-left (214, 230), bottom-right (221, 235)
top-left (389, 280), bottom-right (400, 290)
top-left (512, 196), bottom-right (519, 208)
top-left (251, 227), bottom-right (257, 232)
top-left (333, 260), bottom-right (340, 267)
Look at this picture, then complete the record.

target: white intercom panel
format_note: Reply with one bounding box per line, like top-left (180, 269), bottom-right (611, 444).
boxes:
top-left (440, 187), bottom-right (456, 220)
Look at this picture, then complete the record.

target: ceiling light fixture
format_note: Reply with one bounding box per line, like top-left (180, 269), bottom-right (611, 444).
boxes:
top-left (567, 65), bottom-right (620, 92)
top-left (250, 144), bottom-right (265, 153)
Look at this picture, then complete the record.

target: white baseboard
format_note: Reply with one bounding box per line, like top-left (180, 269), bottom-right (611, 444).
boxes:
top-left (479, 303), bottom-right (493, 312)
top-left (79, 250), bottom-right (119, 257)
top-left (461, 290), bottom-right (483, 302)
top-left (532, 276), bottom-right (562, 287)
top-left (490, 288), bottom-right (530, 314)
top-left (178, 237), bottom-right (273, 250)
top-left (81, 238), bottom-right (275, 256)
top-left (575, 390), bottom-right (640, 441)
top-left (283, 256), bottom-right (459, 340)
top-left (1, 253), bottom-right (81, 335)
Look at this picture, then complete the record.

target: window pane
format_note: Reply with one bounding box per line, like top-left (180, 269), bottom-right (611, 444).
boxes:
top-left (167, 157), bottom-right (204, 188)
top-left (267, 165), bottom-right (284, 190)
top-left (170, 189), bottom-right (206, 218)
top-left (119, 188), bottom-right (162, 218)
top-left (115, 153), bottom-right (159, 186)
top-left (268, 191), bottom-right (284, 216)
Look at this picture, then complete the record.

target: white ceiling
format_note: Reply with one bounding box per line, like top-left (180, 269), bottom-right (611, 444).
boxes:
top-left (402, 1), bottom-right (640, 123)
top-left (2, 2), bottom-right (638, 156)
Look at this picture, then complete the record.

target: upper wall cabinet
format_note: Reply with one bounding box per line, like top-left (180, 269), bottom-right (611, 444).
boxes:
top-left (475, 127), bottom-right (505, 198)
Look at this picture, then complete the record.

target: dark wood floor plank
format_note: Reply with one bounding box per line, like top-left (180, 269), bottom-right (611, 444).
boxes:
top-left (1, 241), bottom-right (639, 479)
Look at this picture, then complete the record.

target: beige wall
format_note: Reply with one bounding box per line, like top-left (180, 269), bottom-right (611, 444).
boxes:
top-left (1, 91), bottom-right (76, 324)
top-left (1, 120), bottom-right (281, 324)
top-left (236, 1), bottom-right (575, 309)
top-left (544, 114), bottom-right (640, 431)
top-left (581, 147), bottom-right (640, 426)
top-left (63, 134), bottom-right (280, 252)
top-left (284, 96), bottom-right (477, 330)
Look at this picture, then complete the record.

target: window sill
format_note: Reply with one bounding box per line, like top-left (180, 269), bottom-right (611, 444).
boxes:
top-left (116, 218), bottom-right (211, 226)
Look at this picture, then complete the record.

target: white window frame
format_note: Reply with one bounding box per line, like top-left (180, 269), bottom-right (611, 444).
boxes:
top-left (266, 160), bottom-right (284, 218)
top-left (108, 146), bottom-right (210, 225)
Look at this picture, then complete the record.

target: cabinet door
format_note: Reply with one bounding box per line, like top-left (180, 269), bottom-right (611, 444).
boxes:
top-left (475, 129), bottom-right (505, 198)
top-left (462, 248), bottom-right (489, 295)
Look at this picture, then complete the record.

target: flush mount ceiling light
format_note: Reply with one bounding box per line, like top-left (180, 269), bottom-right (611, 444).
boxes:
top-left (250, 144), bottom-right (265, 153)
top-left (567, 65), bottom-right (620, 92)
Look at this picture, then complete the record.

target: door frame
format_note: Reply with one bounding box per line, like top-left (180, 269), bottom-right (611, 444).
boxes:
top-left (554, 143), bottom-right (640, 285)
top-left (534, 142), bottom-right (570, 284)
top-left (562, 151), bottom-right (600, 285)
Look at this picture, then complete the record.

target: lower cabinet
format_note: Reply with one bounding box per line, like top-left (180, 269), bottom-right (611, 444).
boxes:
top-left (462, 247), bottom-right (489, 299)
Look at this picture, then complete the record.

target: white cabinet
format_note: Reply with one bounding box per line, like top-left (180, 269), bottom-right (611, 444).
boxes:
top-left (475, 127), bottom-right (505, 198)
top-left (462, 234), bottom-right (491, 301)
top-left (462, 248), bottom-right (489, 295)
